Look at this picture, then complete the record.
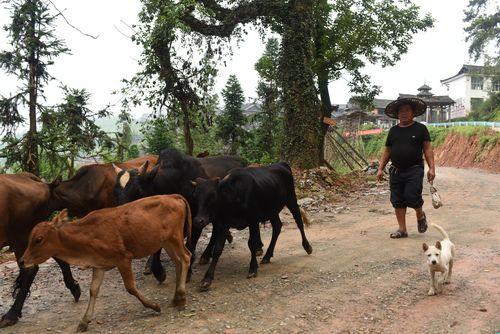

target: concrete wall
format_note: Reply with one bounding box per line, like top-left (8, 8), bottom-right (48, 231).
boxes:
top-left (443, 74), bottom-right (493, 118)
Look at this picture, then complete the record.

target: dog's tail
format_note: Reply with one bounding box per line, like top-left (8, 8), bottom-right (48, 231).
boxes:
top-left (300, 207), bottom-right (312, 227)
top-left (432, 224), bottom-right (449, 240)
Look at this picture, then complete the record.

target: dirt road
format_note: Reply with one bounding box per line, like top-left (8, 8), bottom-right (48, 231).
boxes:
top-left (1, 167), bottom-right (498, 333)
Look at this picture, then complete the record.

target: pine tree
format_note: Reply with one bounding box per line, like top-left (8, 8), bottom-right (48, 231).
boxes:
top-left (217, 75), bottom-right (246, 155)
top-left (0, 0), bottom-right (70, 175)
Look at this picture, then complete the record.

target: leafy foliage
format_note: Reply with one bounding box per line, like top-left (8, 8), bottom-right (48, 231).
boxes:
top-left (0, 0), bottom-right (70, 175)
top-left (241, 38), bottom-right (283, 163)
top-left (217, 75), bottom-right (246, 155)
top-left (115, 109), bottom-right (133, 161)
top-left (141, 115), bottom-right (175, 155)
top-left (464, 92), bottom-right (500, 121)
top-left (313, 0), bottom-right (433, 118)
top-left (464, 0), bottom-right (500, 62)
top-left (38, 86), bottom-right (112, 178)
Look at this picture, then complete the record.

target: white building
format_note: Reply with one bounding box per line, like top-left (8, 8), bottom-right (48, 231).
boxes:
top-left (440, 64), bottom-right (500, 119)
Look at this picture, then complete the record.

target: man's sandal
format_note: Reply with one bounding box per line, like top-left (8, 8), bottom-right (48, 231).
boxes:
top-left (418, 212), bottom-right (428, 233)
top-left (390, 230), bottom-right (408, 238)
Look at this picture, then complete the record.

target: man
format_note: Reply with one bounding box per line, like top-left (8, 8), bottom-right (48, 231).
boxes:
top-left (377, 97), bottom-right (436, 238)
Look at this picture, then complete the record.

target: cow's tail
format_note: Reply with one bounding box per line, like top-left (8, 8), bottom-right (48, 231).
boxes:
top-left (281, 161), bottom-right (310, 227)
top-left (300, 207), bottom-right (312, 227)
top-left (182, 197), bottom-right (192, 247)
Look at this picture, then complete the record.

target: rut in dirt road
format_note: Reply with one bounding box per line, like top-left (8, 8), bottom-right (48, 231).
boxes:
top-left (0, 167), bottom-right (498, 333)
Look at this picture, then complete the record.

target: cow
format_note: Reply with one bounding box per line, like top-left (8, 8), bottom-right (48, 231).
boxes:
top-left (48, 155), bottom-right (163, 279)
top-left (0, 173), bottom-right (80, 328)
top-left (191, 162), bottom-right (313, 291)
top-left (112, 148), bottom-right (263, 279)
top-left (48, 155), bottom-right (158, 217)
top-left (19, 194), bottom-right (192, 332)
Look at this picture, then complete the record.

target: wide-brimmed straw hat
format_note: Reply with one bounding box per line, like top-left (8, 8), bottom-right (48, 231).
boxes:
top-left (384, 97), bottom-right (427, 119)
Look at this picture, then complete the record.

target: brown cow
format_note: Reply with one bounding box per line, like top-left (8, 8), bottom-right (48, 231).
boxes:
top-left (48, 155), bottom-right (158, 217)
top-left (20, 194), bottom-right (192, 332)
top-left (0, 173), bottom-right (80, 328)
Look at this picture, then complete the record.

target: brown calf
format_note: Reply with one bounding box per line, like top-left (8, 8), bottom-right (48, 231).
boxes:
top-left (20, 194), bottom-right (192, 332)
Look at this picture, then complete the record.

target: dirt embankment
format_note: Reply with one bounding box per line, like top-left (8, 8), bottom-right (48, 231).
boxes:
top-left (434, 132), bottom-right (500, 173)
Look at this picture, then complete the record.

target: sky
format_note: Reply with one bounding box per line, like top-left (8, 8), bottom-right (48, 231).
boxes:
top-left (0, 0), bottom-right (479, 120)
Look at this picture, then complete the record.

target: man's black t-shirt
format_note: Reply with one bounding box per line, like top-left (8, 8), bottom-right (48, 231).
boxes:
top-left (385, 122), bottom-right (431, 169)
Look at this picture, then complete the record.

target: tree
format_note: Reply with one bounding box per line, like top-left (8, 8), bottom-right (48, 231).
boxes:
top-left (130, 0), bottom-right (322, 167)
top-left (115, 109), bottom-right (133, 161)
top-left (134, 0), bottom-right (432, 168)
top-left (0, 0), bottom-right (70, 175)
top-left (127, 144), bottom-right (140, 159)
top-left (464, 0), bottom-right (500, 62)
top-left (38, 87), bottom-right (111, 178)
top-left (249, 38), bottom-right (282, 162)
top-left (312, 0), bottom-right (433, 146)
top-left (217, 75), bottom-right (246, 155)
top-left (141, 115), bottom-right (175, 155)
top-left (121, 1), bottom-right (219, 156)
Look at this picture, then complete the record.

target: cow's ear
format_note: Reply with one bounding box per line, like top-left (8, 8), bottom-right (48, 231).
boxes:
top-left (138, 160), bottom-right (149, 175)
top-left (142, 164), bottom-right (158, 181)
top-left (53, 209), bottom-right (70, 228)
top-left (422, 243), bottom-right (428, 252)
top-left (112, 163), bottom-right (123, 175)
top-left (211, 177), bottom-right (220, 184)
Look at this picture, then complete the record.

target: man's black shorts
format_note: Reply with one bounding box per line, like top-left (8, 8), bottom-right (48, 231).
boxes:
top-left (389, 165), bottom-right (424, 209)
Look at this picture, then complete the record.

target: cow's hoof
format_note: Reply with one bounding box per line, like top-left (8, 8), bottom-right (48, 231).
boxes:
top-left (303, 242), bottom-right (313, 255)
top-left (77, 322), bottom-right (89, 332)
top-left (149, 303), bottom-right (161, 313)
top-left (172, 298), bottom-right (186, 310)
top-left (227, 233), bottom-right (233, 244)
top-left (256, 248), bottom-right (263, 257)
top-left (152, 269), bottom-right (167, 284)
top-left (199, 257), bottom-right (210, 265)
top-left (199, 280), bottom-right (212, 291)
top-left (261, 257), bottom-right (271, 264)
top-left (143, 267), bottom-right (152, 275)
top-left (0, 314), bottom-right (18, 328)
top-left (247, 272), bottom-right (258, 279)
top-left (71, 283), bottom-right (81, 302)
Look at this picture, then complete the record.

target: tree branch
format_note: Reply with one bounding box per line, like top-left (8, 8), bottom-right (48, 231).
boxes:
top-left (47, 0), bottom-right (100, 39)
top-left (180, 0), bottom-right (285, 37)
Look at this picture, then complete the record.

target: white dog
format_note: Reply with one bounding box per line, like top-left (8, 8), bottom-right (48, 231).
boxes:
top-left (422, 224), bottom-right (455, 296)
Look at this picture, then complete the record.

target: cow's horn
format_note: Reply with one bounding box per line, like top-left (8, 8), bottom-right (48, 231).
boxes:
top-left (191, 180), bottom-right (197, 186)
top-left (112, 163), bottom-right (123, 174)
top-left (138, 160), bottom-right (149, 175)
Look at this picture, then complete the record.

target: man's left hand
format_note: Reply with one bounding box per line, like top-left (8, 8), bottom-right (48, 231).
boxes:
top-left (427, 168), bottom-right (436, 182)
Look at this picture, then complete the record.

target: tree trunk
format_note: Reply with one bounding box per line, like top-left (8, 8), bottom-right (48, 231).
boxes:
top-left (25, 1), bottom-right (39, 175)
top-left (181, 101), bottom-right (194, 155)
top-left (318, 71), bottom-right (333, 161)
top-left (280, 0), bottom-right (322, 169)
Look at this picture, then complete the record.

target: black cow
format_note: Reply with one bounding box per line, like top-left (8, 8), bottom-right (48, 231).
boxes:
top-left (112, 148), bottom-right (262, 278)
top-left (192, 162), bottom-right (312, 291)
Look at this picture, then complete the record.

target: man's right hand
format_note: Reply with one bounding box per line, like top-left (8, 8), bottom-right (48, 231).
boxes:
top-left (376, 169), bottom-right (384, 181)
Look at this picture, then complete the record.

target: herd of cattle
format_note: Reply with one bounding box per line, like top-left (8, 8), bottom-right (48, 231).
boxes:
top-left (0, 149), bottom-right (312, 331)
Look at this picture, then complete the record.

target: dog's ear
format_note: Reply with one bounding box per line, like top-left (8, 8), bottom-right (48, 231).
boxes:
top-left (422, 243), bottom-right (429, 252)
top-left (435, 241), bottom-right (442, 250)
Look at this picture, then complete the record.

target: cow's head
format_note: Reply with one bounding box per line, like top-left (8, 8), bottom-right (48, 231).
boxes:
top-left (112, 161), bottom-right (158, 205)
top-left (20, 209), bottom-right (70, 268)
top-left (191, 177), bottom-right (220, 229)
